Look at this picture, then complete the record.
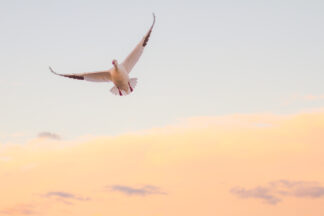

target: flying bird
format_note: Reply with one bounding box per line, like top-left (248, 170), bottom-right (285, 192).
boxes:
top-left (49, 13), bottom-right (156, 96)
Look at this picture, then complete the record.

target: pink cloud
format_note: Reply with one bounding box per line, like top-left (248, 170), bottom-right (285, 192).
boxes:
top-left (231, 180), bottom-right (324, 205)
top-left (0, 204), bottom-right (36, 215)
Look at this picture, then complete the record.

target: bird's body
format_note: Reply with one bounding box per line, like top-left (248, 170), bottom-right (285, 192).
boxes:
top-left (111, 65), bottom-right (129, 92)
top-left (110, 63), bottom-right (132, 95)
top-left (49, 13), bottom-right (155, 96)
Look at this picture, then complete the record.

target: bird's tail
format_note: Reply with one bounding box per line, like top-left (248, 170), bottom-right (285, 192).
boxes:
top-left (110, 86), bottom-right (124, 96)
top-left (110, 78), bottom-right (137, 96)
top-left (129, 78), bottom-right (137, 90)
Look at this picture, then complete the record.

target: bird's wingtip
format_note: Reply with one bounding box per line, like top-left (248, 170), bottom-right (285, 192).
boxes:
top-left (49, 66), bottom-right (56, 74)
top-left (151, 13), bottom-right (156, 25)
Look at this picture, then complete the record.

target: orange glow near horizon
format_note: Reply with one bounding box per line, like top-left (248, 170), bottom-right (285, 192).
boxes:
top-left (1, 110), bottom-right (324, 216)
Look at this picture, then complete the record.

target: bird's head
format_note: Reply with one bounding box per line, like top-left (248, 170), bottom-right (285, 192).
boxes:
top-left (112, 59), bottom-right (118, 67)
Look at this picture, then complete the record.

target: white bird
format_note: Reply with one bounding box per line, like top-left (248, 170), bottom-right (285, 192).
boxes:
top-left (49, 13), bottom-right (156, 96)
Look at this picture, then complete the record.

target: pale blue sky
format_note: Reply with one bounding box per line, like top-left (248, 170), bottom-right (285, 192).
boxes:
top-left (0, 0), bottom-right (323, 142)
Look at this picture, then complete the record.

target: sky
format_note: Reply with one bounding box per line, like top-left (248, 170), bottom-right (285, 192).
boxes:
top-left (0, 0), bottom-right (324, 215)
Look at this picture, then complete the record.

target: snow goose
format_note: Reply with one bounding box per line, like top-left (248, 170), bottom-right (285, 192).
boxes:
top-left (49, 13), bottom-right (156, 96)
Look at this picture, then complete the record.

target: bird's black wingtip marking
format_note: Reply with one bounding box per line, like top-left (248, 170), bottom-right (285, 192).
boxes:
top-left (143, 33), bottom-right (151, 47)
top-left (64, 74), bottom-right (84, 80)
top-left (49, 66), bottom-right (84, 80)
top-left (142, 13), bottom-right (156, 47)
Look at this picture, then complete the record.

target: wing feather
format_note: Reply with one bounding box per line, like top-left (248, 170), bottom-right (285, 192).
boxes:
top-left (49, 66), bottom-right (112, 82)
top-left (122, 13), bottom-right (156, 73)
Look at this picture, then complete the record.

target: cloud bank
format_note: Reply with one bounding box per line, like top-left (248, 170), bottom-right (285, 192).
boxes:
top-left (0, 110), bottom-right (324, 215)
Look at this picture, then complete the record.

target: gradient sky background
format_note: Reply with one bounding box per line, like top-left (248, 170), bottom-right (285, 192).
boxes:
top-left (1, 0), bottom-right (324, 215)
top-left (1, 0), bottom-right (323, 141)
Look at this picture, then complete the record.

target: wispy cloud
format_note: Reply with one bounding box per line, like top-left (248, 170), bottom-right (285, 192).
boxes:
top-left (302, 94), bottom-right (324, 101)
top-left (231, 180), bottom-right (324, 205)
top-left (42, 191), bottom-right (90, 204)
top-left (37, 132), bottom-right (61, 140)
top-left (282, 94), bottom-right (324, 106)
top-left (271, 180), bottom-right (324, 198)
top-left (231, 186), bottom-right (280, 205)
top-left (109, 185), bottom-right (166, 196)
top-left (0, 204), bottom-right (36, 215)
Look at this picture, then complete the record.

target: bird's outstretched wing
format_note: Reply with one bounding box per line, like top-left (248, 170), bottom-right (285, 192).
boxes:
top-left (122, 13), bottom-right (156, 73)
top-left (49, 66), bottom-right (112, 82)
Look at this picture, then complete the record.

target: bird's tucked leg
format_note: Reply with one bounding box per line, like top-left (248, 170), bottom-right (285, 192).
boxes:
top-left (118, 87), bottom-right (122, 96)
top-left (128, 82), bottom-right (133, 92)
